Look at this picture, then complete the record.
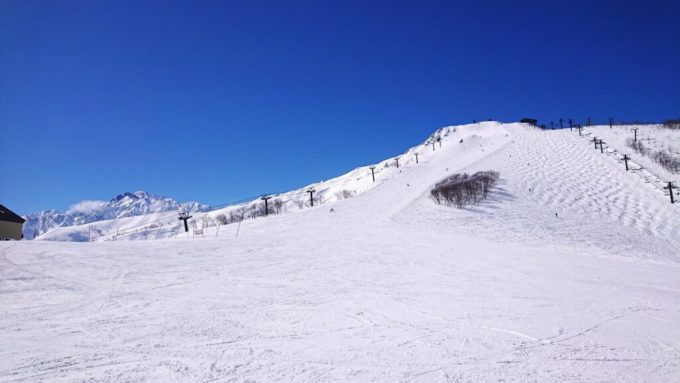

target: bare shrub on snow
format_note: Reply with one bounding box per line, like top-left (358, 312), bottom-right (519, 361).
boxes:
top-left (627, 138), bottom-right (680, 173)
top-left (248, 204), bottom-right (267, 218)
top-left (215, 214), bottom-right (228, 225)
top-left (294, 198), bottom-right (306, 209)
top-left (626, 138), bottom-right (650, 156)
top-left (662, 119), bottom-right (680, 130)
top-left (201, 216), bottom-right (214, 228)
top-left (335, 190), bottom-right (354, 200)
top-left (653, 151), bottom-right (680, 173)
top-left (271, 199), bottom-right (285, 214)
top-left (228, 211), bottom-right (244, 223)
top-left (430, 171), bottom-right (500, 208)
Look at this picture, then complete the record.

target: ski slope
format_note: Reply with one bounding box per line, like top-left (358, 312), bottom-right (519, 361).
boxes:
top-left (35, 123), bottom-right (511, 243)
top-left (1, 122), bottom-right (679, 382)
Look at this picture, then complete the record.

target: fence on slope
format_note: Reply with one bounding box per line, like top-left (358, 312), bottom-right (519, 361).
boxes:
top-left (87, 131), bottom-right (472, 241)
top-left (570, 124), bottom-right (679, 204)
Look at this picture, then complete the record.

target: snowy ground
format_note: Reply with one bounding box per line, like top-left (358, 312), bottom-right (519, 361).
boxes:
top-left (2, 123), bottom-right (679, 382)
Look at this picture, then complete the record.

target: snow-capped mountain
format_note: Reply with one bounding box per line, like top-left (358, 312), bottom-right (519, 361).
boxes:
top-left (22, 191), bottom-right (210, 239)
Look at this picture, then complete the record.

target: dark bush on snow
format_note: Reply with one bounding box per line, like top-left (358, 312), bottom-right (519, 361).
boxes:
top-left (228, 211), bottom-right (244, 223)
top-left (626, 138), bottom-right (650, 156)
top-left (248, 204), bottom-right (267, 218)
top-left (215, 214), bottom-right (228, 225)
top-left (430, 171), bottom-right (500, 208)
top-left (271, 198), bottom-right (285, 214)
top-left (627, 138), bottom-right (680, 173)
top-left (653, 151), bottom-right (680, 173)
top-left (662, 119), bottom-right (680, 130)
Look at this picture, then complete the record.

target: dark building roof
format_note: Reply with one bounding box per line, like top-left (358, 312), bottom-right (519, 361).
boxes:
top-left (520, 118), bottom-right (538, 124)
top-left (0, 204), bottom-right (26, 224)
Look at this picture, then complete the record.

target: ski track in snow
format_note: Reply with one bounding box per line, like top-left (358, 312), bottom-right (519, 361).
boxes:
top-left (1, 123), bottom-right (680, 382)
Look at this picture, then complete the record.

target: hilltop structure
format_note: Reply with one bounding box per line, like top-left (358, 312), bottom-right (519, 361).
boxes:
top-left (520, 117), bottom-right (538, 126)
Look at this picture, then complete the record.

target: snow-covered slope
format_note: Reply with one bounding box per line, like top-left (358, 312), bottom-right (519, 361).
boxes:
top-left (572, 123), bottom-right (680, 189)
top-left (23, 191), bottom-right (209, 240)
top-left (37, 123), bottom-right (516, 242)
top-left (2, 122), bottom-right (679, 382)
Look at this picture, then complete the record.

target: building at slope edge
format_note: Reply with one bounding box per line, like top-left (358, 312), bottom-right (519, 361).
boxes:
top-left (0, 204), bottom-right (25, 240)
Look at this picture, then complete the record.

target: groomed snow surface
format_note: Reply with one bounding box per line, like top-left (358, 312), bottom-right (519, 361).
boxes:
top-left (2, 122), bottom-right (680, 382)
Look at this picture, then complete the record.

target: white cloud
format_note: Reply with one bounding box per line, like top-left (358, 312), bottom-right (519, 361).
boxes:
top-left (67, 200), bottom-right (106, 214)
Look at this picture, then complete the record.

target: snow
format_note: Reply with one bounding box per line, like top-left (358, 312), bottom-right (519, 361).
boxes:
top-left (24, 191), bottom-right (209, 241)
top-left (2, 122), bottom-right (679, 382)
top-left (35, 123), bottom-right (515, 243)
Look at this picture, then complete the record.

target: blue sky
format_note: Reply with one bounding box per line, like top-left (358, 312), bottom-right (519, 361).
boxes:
top-left (1, 0), bottom-right (679, 214)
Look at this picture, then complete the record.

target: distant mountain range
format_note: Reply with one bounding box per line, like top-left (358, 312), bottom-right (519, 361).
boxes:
top-left (23, 191), bottom-right (210, 239)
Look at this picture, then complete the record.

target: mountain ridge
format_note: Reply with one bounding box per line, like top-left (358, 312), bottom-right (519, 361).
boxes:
top-left (22, 191), bottom-right (209, 239)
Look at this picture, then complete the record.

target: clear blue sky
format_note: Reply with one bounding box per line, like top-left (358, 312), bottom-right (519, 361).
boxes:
top-left (2, 0), bottom-right (679, 214)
